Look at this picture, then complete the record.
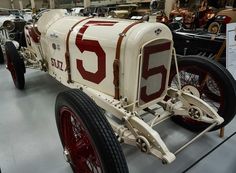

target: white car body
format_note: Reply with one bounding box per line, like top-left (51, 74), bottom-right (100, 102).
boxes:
top-left (26, 10), bottom-right (172, 109)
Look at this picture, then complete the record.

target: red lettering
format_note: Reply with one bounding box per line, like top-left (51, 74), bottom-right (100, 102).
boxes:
top-left (51, 58), bottom-right (64, 71)
top-left (76, 20), bottom-right (117, 84)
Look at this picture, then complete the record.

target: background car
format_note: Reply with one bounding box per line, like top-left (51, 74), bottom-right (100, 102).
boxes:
top-left (71, 7), bottom-right (84, 16)
top-left (0, 8), bottom-right (27, 63)
top-left (208, 8), bottom-right (236, 33)
top-left (109, 3), bottom-right (150, 20)
top-left (82, 5), bottom-right (116, 17)
top-left (169, 0), bottom-right (216, 29)
top-left (9, 9), bottom-right (24, 19)
top-left (82, 6), bottom-right (97, 16)
top-left (0, 8), bottom-right (17, 27)
top-left (110, 4), bottom-right (138, 19)
top-left (169, 22), bottom-right (226, 66)
top-left (21, 8), bottom-right (33, 21)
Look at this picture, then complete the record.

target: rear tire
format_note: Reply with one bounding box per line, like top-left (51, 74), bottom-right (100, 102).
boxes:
top-left (5, 41), bottom-right (25, 89)
top-left (55, 89), bottom-right (129, 173)
top-left (0, 46), bottom-right (4, 64)
top-left (169, 56), bottom-right (236, 131)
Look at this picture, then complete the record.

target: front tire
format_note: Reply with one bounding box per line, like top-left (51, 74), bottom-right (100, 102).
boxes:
top-left (169, 56), bottom-right (236, 131)
top-left (5, 41), bottom-right (25, 89)
top-left (55, 89), bottom-right (129, 173)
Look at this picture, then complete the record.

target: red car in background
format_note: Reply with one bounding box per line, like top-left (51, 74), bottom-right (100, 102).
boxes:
top-left (208, 8), bottom-right (236, 33)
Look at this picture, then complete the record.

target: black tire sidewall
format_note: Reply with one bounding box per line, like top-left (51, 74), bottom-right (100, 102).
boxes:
top-left (5, 41), bottom-right (25, 89)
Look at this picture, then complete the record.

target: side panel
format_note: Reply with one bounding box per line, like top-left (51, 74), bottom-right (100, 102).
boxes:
top-left (44, 28), bottom-right (68, 81)
top-left (42, 17), bottom-right (79, 83)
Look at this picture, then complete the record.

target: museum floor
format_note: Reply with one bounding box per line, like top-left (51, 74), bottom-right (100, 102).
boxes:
top-left (0, 64), bottom-right (236, 173)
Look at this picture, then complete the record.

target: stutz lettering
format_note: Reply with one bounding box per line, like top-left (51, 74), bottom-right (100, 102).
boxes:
top-left (51, 58), bottom-right (63, 71)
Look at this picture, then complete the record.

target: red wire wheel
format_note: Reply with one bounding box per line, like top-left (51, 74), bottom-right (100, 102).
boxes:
top-left (55, 89), bottom-right (129, 173)
top-left (169, 56), bottom-right (236, 131)
top-left (5, 41), bottom-right (25, 89)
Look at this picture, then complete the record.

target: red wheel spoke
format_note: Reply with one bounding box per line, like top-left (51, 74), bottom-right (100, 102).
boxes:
top-left (62, 111), bottom-right (76, 148)
top-left (75, 138), bottom-right (93, 157)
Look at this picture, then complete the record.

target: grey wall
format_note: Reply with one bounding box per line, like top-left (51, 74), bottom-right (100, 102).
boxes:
top-left (0, 0), bottom-right (44, 9)
top-left (0, 0), bottom-right (11, 8)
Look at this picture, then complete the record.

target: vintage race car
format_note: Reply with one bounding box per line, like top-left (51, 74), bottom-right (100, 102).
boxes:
top-left (0, 8), bottom-right (25, 63)
top-left (4, 9), bottom-right (236, 173)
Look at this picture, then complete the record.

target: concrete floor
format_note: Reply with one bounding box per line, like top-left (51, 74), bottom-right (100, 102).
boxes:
top-left (0, 64), bottom-right (236, 173)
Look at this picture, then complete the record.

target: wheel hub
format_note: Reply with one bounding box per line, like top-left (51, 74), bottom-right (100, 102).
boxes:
top-left (188, 106), bottom-right (202, 119)
top-left (182, 85), bottom-right (200, 97)
top-left (136, 136), bottom-right (150, 153)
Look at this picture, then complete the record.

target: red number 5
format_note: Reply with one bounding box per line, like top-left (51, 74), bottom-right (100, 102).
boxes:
top-left (76, 21), bottom-right (117, 84)
top-left (140, 42), bottom-right (171, 103)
